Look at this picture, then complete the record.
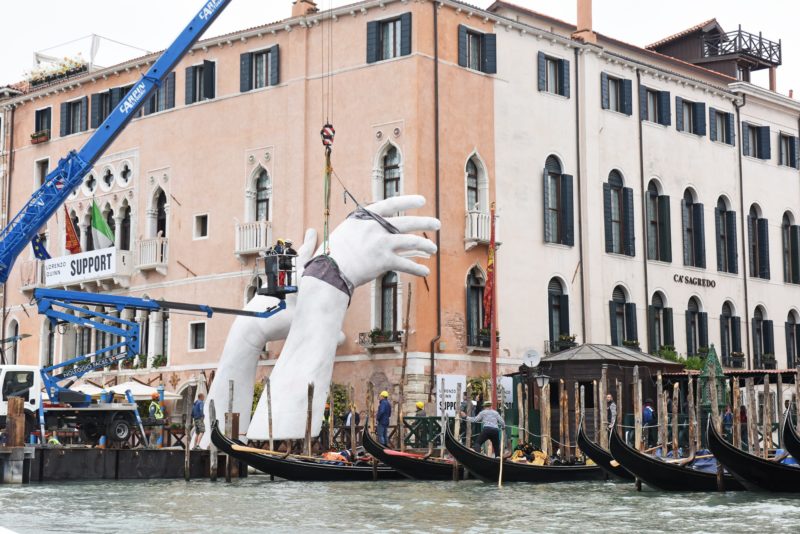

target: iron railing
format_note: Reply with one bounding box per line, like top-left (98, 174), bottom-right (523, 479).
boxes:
top-left (702, 28), bottom-right (781, 66)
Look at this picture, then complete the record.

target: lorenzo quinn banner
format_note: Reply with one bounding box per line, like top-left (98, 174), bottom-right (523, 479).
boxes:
top-left (435, 374), bottom-right (467, 417)
top-left (45, 247), bottom-right (116, 285)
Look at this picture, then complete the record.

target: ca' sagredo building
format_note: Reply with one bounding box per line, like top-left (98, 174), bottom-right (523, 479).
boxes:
top-left (0, 0), bottom-right (798, 415)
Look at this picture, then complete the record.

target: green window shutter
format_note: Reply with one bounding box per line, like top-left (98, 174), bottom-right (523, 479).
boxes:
top-left (482, 33), bottom-right (496, 74)
top-left (609, 301), bottom-right (619, 346)
top-left (731, 316), bottom-right (742, 353)
top-left (720, 315), bottom-right (729, 360)
top-left (790, 225), bottom-right (800, 283)
top-left (742, 122), bottom-right (750, 155)
top-left (240, 52), bottom-right (253, 92)
top-left (165, 72), bottom-right (176, 109)
top-left (658, 195), bottom-right (672, 262)
top-left (757, 218), bottom-right (770, 279)
top-left (621, 79), bottom-right (633, 116)
top-left (558, 58), bottom-right (570, 98)
top-left (657, 91), bottom-right (671, 126)
top-left (561, 174), bottom-right (574, 246)
top-left (90, 93), bottom-right (102, 129)
top-left (457, 25), bottom-right (468, 68)
top-left (681, 199), bottom-right (691, 265)
top-left (185, 66), bottom-right (196, 105)
top-left (537, 52), bottom-right (546, 91)
top-left (269, 45), bottom-right (280, 86)
top-left (726, 112), bottom-right (736, 145)
top-left (647, 305), bottom-right (656, 354)
top-left (367, 21), bottom-right (380, 64)
top-left (698, 312), bottom-right (709, 349)
top-left (639, 86), bottom-right (647, 121)
top-left (79, 96), bottom-right (88, 132)
top-left (709, 107), bottom-right (717, 141)
top-left (685, 312), bottom-right (695, 356)
top-left (692, 202), bottom-right (705, 268)
top-left (59, 101), bottom-right (70, 137)
top-left (675, 96), bottom-right (684, 132)
top-left (400, 13), bottom-right (412, 57)
top-left (726, 211), bottom-right (738, 274)
top-left (625, 303), bottom-right (638, 344)
top-left (757, 126), bottom-right (771, 160)
top-left (715, 207), bottom-right (724, 271)
top-left (763, 320), bottom-right (775, 355)
top-left (558, 294), bottom-right (570, 335)
top-left (792, 136), bottom-right (800, 169)
top-left (600, 72), bottom-right (609, 110)
top-left (202, 60), bottom-right (215, 100)
top-left (623, 187), bottom-right (635, 256)
top-left (543, 168), bottom-right (552, 243)
top-left (663, 308), bottom-right (674, 346)
top-left (603, 182), bottom-right (613, 253)
top-left (693, 102), bottom-right (706, 136)
top-left (786, 323), bottom-right (794, 366)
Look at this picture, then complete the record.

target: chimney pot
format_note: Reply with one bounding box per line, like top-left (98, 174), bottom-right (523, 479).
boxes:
top-left (572, 0), bottom-right (597, 44)
top-left (292, 0), bottom-right (318, 18)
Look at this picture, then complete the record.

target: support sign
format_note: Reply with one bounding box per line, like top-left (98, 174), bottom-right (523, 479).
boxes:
top-left (45, 247), bottom-right (116, 285)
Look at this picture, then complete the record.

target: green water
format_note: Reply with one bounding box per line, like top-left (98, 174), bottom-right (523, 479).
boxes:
top-left (1, 476), bottom-right (799, 533)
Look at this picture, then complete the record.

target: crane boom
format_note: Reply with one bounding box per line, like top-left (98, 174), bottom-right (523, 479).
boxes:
top-left (0, 0), bottom-right (233, 282)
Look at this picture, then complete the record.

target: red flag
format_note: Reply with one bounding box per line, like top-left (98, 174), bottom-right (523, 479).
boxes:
top-left (483, 205), bottom-right (496, 329)
top-left (64, 206), bottom-right (81, 254)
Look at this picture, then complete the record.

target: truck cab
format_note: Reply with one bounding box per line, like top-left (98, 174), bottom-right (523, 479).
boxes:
top-left (0, 365), bottom-right (40, 427)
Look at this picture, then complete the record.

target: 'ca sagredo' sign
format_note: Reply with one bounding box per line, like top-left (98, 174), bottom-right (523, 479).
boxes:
top-left (45, 248), bottom-right (116, 286)
top-left (673, 273), bottom-right (716, 288)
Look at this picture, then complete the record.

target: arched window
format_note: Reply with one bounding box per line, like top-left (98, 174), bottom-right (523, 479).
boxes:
top-left (685, 297), bottom-right (707, 356)
top-left (84, 214), bottom-right (95, 252)
top-left (382, 147), bottom-right (401, 200)
top-left (547, 278), bottom-right (570, 351)
top-left (720, 301), bottom-right (741, 366)
top-left (787, 312), bottom-right (800, 368)
top-left (255, 169), bottom-right (270, 222)
top-left (646, 181), bottom-right (670, 261)
top-left (105, 207), bottom-right (116, 247)
top-left (715, 198), bottom-right (737, 273)
top-left (609, 285), bottom-right (637, 347)
top-left (648, 292), bottom-right (673, 353)
top-left (119, 204), bottom-right (131, 251)
top-left (752, 306), bottom-right (774, 368)
top-left (603, 171), bottom-right (633, 256)
top-left (156, 190), bottom-right (168, 237)
top-left (466, 267), bottom-right (485, 347)
top-left (682, 189), bottom-right (705, 268)
top-left (70, 211), bottom-right (81, 251)
top-left (466, 159), bottom-right (479, 211)
top-left (380, 272), bottom-right (398, 334)
top-left (543, 156), bottom-right (573, 246)
top-left (782, 212), bottom-right (799, 284)
top-left (120, 163), bottom-right (132, 185)
top-left (7, 320), bottom-right (19, 365)
top-left (748, 205), bottom-right (770, 279)
top-left (102, 168), bottom-right (114, 189)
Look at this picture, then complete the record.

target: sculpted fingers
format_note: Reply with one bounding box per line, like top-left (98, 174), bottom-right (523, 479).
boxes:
top-left (391, 256), bottom-right (431, 277)
top-left (384, 216), bottom-right (441, 234)
top-left (366, 194), bottom-right (425, 217)
top-left (389, 234), bottom-right (438, 255)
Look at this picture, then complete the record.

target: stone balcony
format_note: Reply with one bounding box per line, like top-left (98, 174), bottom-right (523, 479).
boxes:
top-left (137, 237), bottom-right (168, 273)
top-left (235, 220), bottom-right (272, 256)
top-left (464, 210), bottom-right (500, 250)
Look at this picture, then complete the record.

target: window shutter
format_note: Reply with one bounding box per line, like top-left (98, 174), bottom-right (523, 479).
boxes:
top-left (609, 301), bottom-right (619, 346)
top-left (692, 202), bottom-right (705, 268)
top-left (751, 318), bottom-right (760, 365)
top-left (675, 96), bottom-right (684, 132)
top-left (657, 91), bottom-right (671, 126)
top-left (59, 102), bottom-right (70, 137)
top-left (90, 93), bottom-right (102, 129)
top-left (79, 97), bottom-right (88, 132)
top-left (757, 217), bottom-right (770, 279)
top-left (791, 225), bottom-right (800, 283)
top-left (625, 302), bottom-right (638, 343)
top-left (623, 187), bottom-right (635, 256)
top-left (726, 113), bottom-right (736, 145)
top-left (600, 72), bottom-right (609, 110)
top-left (792, 136), bottom-right (800, 169)
top-left (457, 25), bottom-right (468, 68)
top-left (731, 316), bottom-right (742, 353)
top-left (185, 66), bottom-right (196, 105)
top-left (144, 95), bottom-right (155, 116)
top-left (558, 294), bottom-right (570, 335)
top-left (693, 102), bottom-right (706, 136)
top-left (109, 87), bottom-right (123, 109)
top-left (559, 58), bottom-right (570, 98)
top-left (720, 315), bottom-right (729, 360)
top-left (681, 199), bottom-right (691, 265)
top-left (795, 324), bottom-right (800, 365)
top-left (715, 207), bottom-right (724, 271)
top-left (400, 13), bottom-right (412, 57)
top-left (367, 21), bottom-right (380, 64)
top-left (240, 52), bottom-right (253, 92)
top-left (726, 211), bottom-right (738, 274)
top-left (269, 45), bottom-right (280, 86)
top-left (639, 86), bottom-right (647, 121)
top-left (742, 122), bottom-right (750, 156)
top-left (757, 126), bottom-right (771, 160)
top-left (647, 305), bottom-right (656, 354)
top-left (203, 60), bottom-right (215, 100)
top-left (165, 72), bottom-right (176, 109)
top-left (561, 174), bottom-right (574, 246)
top-left (663, 308), bottom-right (674, 346)
top-left (658, 195), bottom-right (672, 262)
top-left (747, 215), bottom-right (755, 276)
top-left (537, 51), bottom-right (546, 92)
top-left (698, 312), bottom-right (709, 349)
top-left (482, 33), bottom-right (496, 74)
top-left (543, 168), bottom-right (552, 243)
top-left (621, 79), bottom-right (633, 116)
top-left (763, 320), bottom-right (775, 355)
top-left (685, 312), bottom-right (694, 356)
top-left (603, 182), bottom-right (613, 253)
top-left (709, 108), bottom-right (717, 141)
top-left (786, 323), bottom-right (794, 365)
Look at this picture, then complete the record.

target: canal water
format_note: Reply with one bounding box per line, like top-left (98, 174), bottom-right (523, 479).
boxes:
top-left (2, 476), bottom-right (799, 533)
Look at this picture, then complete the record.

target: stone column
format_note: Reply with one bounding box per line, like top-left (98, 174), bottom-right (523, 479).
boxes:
top-left (148, 311), bottom-right (164, 367)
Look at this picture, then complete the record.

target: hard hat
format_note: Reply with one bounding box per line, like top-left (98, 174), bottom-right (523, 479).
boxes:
top-left (151, 392), bottom-right (160, 400)
top-left (416, 401), bottom-right (424, 409)
top-left (285, 239), bottom-right (293, 245)
top-left (380, 391), bottom-right (389, 398)
top-left (277, 239), bottom-right (285, 245)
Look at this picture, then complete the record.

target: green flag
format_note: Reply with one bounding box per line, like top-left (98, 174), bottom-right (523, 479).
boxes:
top-left (91, 200), bottom-right (114, 249)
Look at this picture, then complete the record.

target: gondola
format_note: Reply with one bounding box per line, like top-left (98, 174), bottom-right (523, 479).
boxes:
top-left (781, 411), bottom-right (800, 462)
top-left (608, 424), bottom-right (744, 492)
top-left (361, 427), bottom-right (463, 480)
top-left (443, 426), bottom-right (603, 483)
top-left (576, 420), bottom-right (634, 481)
top-left (708, 416), bottom-right (800, 492)
top-left (210, 421), bottom-right (404, 481)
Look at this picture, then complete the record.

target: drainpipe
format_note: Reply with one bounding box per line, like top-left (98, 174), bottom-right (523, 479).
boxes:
top-left (428, 0), bottom-right (441, 402)
top-left (1, 104), bottom-right (15, 365)
top-left (573, 47), bottom-right (587, 343)
top-left (734, 95), bottom-right (751, 369)
top-left (635, 69), bottom-right (650, 350)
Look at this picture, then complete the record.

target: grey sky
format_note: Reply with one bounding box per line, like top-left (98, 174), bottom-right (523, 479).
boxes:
top-left (2, 0), bottom-right (798, 96)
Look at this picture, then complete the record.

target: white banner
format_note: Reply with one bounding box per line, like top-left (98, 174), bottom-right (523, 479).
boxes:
top-left (497, 376), bottom-right (514, 409)
top-left (45, 247), bottom-right (116, 285)
top-left (435, 374), bottom-right (467, 416)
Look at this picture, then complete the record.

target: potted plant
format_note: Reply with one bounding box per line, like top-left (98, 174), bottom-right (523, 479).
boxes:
top-left (730, 351), bottom-right (745, 368)
top-left (152, 354), bottom-right (167, 368)
top-left (30, 129), bottom-right (50, 144)
top-left (623, 339), bottom-right (640, 350)
top-left (697, 346), bottom-right (710, 357)
top-left (761, 353), bottom-right (776, 369)
top-left (369, 328), bottom-right (388, 344)
top-left (478, 328), bottom-right (491, 348)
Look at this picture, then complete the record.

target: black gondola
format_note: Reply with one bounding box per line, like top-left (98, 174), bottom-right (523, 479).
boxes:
top-left (576, 420), bottom-right (634, 481)
top-left (443, 426), bottom-right (603, 483)
top-left (361, 427), bottom-right (463, 480)
top-left (210, 421), bottom-right (403, 481)
top-left (708, 417), bottom-right (800, 492)
top-left (608, 424), bottom-right (744, 492)
top-left (782, 412), bottom-right (800, 462)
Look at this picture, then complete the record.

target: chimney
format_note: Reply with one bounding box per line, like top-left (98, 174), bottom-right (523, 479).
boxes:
top-left (572, 0), bottom-right (597, 44)
top-left (292, 0), bottom-right (318, 17)
top-left (769, 66), bottom-right (777, 92)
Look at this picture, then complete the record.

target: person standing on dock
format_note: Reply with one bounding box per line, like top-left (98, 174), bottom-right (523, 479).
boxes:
top-left (376, 391), bottom-right (392, 445)
top-left (192, 393), bottom-right (206, 450)
top-left (414, 401), bottom-right (426, 417)
top-left (461, 401), bottom-right (505, 458)
top-left (606, 394), bottom-right (617, 431)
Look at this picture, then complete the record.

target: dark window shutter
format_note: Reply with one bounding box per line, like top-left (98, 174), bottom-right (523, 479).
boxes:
top-left (165, 72), bottom-right (176, 109)
top-left (482, 33), bottom-right (496, 74)
top-left (537, 51), bottom-right (546, 92)
top-left (747, 215), bottom-right (755, 276)
top-left (757, 217), bottom-right (770, 279)
top-left (732, 316), bottom-right (742, 353)
top-left (647, 305), bottom-right (656, 354)
top-left (59, 101), bottom-right (70, 137)
top-left (692, 202), bottom-right (705, 268)
top-left (726, 211), bottom-right (738, 274)
top-left (240, 52), bottom-right (253, 92)
top-left (657, 91), bottom-right (671, 126)
top-left (686, 312), bottom-right (694, 356)
top-left (543, 168), bottom-right (552, 243)
top-left (79, 96), bottom-right (88, 132)
top-left (600, 72), bottom-right (609, 110)
top-left (763, 320), bottom-right (775, 355)
top-left (709, 107), bottom-right (717, 141)
top-left (623, 187), bottom-right (635, 256)
top-left (185, 66), bottom-right (196, 105)
top-left (269, 45), bottom-right (280, 86)
top-left (203, 60), bottom-right (215, 99)
top-left (457, 25), bottom-right (468, 68)
top-left (742, 122), bottom-right (750, 156)
top-left (790, 225), bottom-right (800, 283)
top-left (559, 58), bottom-right (570, 98)
top-left (726, 112), bottom-right (736, 145)
top-left (625, 302), bottom-right (638, 343)
top-left (795, 324), bottom-right (800, 365)
top-left (658, 195), bottom-right (672, 262)
top-left (720, 315), bottom-right (729, 359)
top-left (757, 126), bottom-right (771, 160)
top-left (621, 79), bottom-right (632, 116)
top-left (367, 21), bottom-right (380, 64)
top-left (558, 294), bottom-right (570, 335)
top-left (663, 308), bottom-right (674, 346)
top-left (715, 207), bottom-right (724, 271)
top-left (639, 85), bottom-right (647, 121)
top-left (603, 182), bottom-right (613, 253)
top-left (400, 13), bottom-right (412, 57)
top-left (786, 323), bottom-right (794, 366)
top-left (609, 301), bottom-right (619, 346)
top-left (681, 199), bottom-right (691, 265)
top-left (698, 312), bottom-right (709, 349)
top-left (90, 93), bottom-right (102, 129)
top-left (561, 174), bottom-right (574, 246)
top-left (793, 137), bottom-right (800, 169)
top-left (693, 102), bottom-right (706, 136)
top-left (675, 96), bottom-right (684, 132)
top-left (109, 87), bottom-right (123, 109)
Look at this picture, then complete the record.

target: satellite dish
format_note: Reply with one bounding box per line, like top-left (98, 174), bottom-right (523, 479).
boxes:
top-left (523, 349), bottom-right (541, 368)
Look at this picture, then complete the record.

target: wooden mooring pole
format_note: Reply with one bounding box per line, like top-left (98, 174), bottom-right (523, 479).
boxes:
top-left (687, 376), bottom-right (696, 458)
top-left (592, 379), bottom-right (599, 442)
top-left (327, 384), bottom-right (334, 451)
top-left (350, 385), bottom-right (357, 461)
top-left (746, 378), bottom-right (758, 456)
top-left (453, 382), bottom-right (462, 481)
top-left (657, 371), bottom-right (666, 456)
top-left (184, 396), bottom-right (191, 481)
top-left (708, 372), bottom-right (724, 491)
top-left (763, 375), bottom-right (773, 458)
top-left (304, 383), bottom-right (314, 457)
top-left (777, 371), bottom-right (784, 448)
top-left (671, 383), bottom-right (679, 456)
top-left (541, 382), bottom-right (551, 457)
top-left (633, 366), bottom-right (642, 451)
top-left (398, 283), bottom-right (412, 451)
top-left (732, 378), bottom-right (741, 449)
top-left (599, 365), bottom-right (608, 449)
top-left (615, 379), bottom-right (623, 438)
top-left (209, 399), bottom-right (217, 481)
top-left (225, 380), bottom-right (235, 483)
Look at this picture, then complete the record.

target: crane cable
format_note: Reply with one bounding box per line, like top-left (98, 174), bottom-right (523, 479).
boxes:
top-left (319, 0), bottom-right (336, 255)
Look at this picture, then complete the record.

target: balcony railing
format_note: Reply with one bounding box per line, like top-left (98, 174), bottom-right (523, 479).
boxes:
top-left (465, 210), bottom-right (491, 248)
top-left (137, 237), bottom-right (168, 271)
top-left (235, 220), bottom-right (272, 256)
top-left (702, 28), bottom-right (781, 66)
top-left (20, 259), bottom-right (45, 291)
top-left (358, 330), bottom-right (404, 348)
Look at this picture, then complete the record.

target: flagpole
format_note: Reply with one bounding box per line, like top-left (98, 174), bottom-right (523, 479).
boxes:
top-left (489, 202), bottom-right (498, 410)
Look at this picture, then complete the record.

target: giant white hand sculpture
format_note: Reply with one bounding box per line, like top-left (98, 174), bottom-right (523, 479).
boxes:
top-left (247, 195), bottom-right (439, 440)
